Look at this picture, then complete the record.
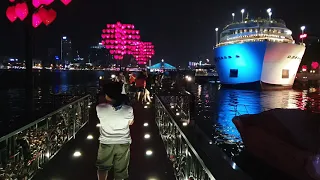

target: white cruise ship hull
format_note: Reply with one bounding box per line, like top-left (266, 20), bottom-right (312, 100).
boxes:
top-left (214, 41), bottom-right (305, 89)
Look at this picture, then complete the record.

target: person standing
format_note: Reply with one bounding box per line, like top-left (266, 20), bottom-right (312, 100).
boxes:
top-left (96, 81), bottom-right (134, 180)
top-left (135, 71), bottom-right (147, 102)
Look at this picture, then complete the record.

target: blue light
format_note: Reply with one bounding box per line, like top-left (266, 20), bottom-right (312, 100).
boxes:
top-left (55, 56), bottom-right (59, 60)
top-left (62, 36), bottom-right (67, 40)
top-left (214, 42), bottom-right (267, 84)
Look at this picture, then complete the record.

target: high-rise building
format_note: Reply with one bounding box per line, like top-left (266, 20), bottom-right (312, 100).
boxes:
top-left (61, 36), bottom-right (73, 66)
top-left (88, 43), bottom-right (112, 66)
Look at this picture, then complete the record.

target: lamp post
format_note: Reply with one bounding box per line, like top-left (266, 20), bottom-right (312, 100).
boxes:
top-left (267, 8), bottom-right (272, 21)
top-left (215, 28), bottom-right (219, 46)
top-left (301, 26), bottom-right (306, 43)
top-left (241, 9), bottom-right (245, 22)
top-left (232, 13), bottom-right (235, 22)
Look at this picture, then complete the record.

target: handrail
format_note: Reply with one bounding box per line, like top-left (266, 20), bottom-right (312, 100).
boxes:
top-left (0, 94), bottom-right (92, 179)
top-left (0, 94), bottom-right (90, 142)
top-left (155, 94), bottom-right (216, 180)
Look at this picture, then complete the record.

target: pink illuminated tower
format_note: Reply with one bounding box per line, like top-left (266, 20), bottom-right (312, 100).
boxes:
top-left (101, 22), bottom-right (141, 60)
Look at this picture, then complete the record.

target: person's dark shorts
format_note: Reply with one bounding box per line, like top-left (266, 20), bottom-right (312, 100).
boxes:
top-left (136, 87), bottom-right (144, 92)
top-left (96, 143), bottom-right (130, 179)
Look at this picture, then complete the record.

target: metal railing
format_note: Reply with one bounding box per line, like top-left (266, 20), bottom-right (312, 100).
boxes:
top-left (0, 94), bottom-right (92, 180)
top-left (155, 95), bottom-right (215, 180)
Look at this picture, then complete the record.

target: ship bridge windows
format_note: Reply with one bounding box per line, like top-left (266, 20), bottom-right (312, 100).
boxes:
top-left (282, 69), bottom-right (289, 78)
top-left (230, 69), bottom-right (238, 78)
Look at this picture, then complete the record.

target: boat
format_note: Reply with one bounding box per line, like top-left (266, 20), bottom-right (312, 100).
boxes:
top-left (214, 16), bottom-right (306, 89)
top-left (232, 108), bottom-right (320, 180)
top-left (194, 64), bottom-right (219, 83)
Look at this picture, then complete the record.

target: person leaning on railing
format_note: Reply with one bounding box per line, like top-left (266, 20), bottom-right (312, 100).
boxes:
top-left (96, 81), bottom-right (134, 180)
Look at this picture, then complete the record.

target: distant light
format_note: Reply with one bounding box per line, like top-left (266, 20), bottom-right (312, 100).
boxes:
top-left (98, 42), bottom-right (102, 45)
top-left (146, 150), bottom-right (153, 156)
top-left (215, 28), bottom-right (218, 31)
top-left (241, 9), bottom-right (245, 13)
top-left (146, 102), bottom-right (150, 105)
top-left (267, 8), bottom-right (271, 13)
top-left (176, 112), bottom-right (180, 116)
top-left (268, 12), bottom-right (272, 16)
top-left (111, 74), bottom-right (116, 78)
top-left (87, 135), bottom-right (93, 140)
top-left (170, 105), bottom-right (174, 109)
top-left (161, 59), bottom-right (164, 62)
top-left (143, 123), bottom-right (149, 127)
top-left (301, 26), bottom-right (306, 31)
top-left (96, 123), bottom-right (101, 127)
top-left (73, 151), bottom-right (81, 157)
top-left (144, 105), bottom-right (148, 108)
top-left (99, 76), bottom-right (103, 80)
top-left (144, 134), bottom-right (150, 139)
top-left (62, 36), bottom-right (67, 40)
top-left (232, 13), bottom-right (235, 17)
top-left (300, 34), bottom-right (307, 39)
top-left (182, 122), bottom-right (188, 126)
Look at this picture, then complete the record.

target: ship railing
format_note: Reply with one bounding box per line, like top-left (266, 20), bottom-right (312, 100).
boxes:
top-left (0, 94), bottom-right (92, 180)
top-left (155, 93), bottom-right (216, 180)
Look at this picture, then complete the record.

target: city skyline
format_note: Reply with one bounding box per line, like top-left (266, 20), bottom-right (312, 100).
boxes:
top-left (0, 0), bottom-right (319, 66)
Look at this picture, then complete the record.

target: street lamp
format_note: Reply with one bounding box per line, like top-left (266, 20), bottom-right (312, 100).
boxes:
top-left (301, 26), bottom-right (306, 43)
top-left (241, 9), bottom-right (245, 22)
top-left (232, 13), bottom-right (235, 22)
top-left (215, 28), bottom-right (219, 46)
top-left (267, 8), bottom-right (271, 13)
top-left (268, 12), bottom-right (272, 21)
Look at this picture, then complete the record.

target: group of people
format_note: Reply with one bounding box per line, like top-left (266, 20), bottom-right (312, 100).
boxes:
top-left (95, 70), bottom-right (159, 180)
top-left (114, 70), bottom-right (152, 103)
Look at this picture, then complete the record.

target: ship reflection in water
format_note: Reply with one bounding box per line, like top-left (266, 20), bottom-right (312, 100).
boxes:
top-left (192, 83), bottom-right (320, 159)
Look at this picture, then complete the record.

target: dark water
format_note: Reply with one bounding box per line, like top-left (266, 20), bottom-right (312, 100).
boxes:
top-left (191, 83), bottom-right (320, 179)
top-left (0, 70), bottom-right (109, 136)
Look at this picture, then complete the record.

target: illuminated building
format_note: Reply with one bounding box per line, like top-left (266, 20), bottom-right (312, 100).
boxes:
top-left (61, 36), bottom-right (73, 66)
top-left (214, 14), bottom-right (306, 89)
top-left (88, 43), bottom-right (112, 66)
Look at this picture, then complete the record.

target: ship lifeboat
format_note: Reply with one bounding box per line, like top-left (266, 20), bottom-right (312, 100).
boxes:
top-left (232, 108), bottom-right (320, 180)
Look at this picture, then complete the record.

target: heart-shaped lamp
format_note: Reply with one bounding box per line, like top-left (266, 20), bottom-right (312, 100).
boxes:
top-left (6, 6), bottom-right (17, 22)
top-left (15, 2), bottom-right (28, 21)
top-left (32, 0), bottom-right (41, 8)
top-left (38, 8), bottom-right (56, 26)
top-left (43, 9), bottom-right (56, 26)
top-left (32, 13), bottom-right (42, 28)
top-left (60, 0), bottom-right (71, 5)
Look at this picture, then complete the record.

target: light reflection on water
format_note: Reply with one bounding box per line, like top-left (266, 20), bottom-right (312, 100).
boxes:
top-left (192, 83), bottom-right (320, 158)
top-left (0, 70), bottom-right (106, 137)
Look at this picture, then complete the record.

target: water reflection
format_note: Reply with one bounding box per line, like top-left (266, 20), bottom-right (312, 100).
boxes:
top-left (194, 84), bottom-right (320, 159)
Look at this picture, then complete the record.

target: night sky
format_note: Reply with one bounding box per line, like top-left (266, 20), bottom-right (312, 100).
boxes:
top-left (0, 0), bottom-right (319, 66)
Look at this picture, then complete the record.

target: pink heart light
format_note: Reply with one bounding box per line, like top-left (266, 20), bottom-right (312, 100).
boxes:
top-left (32, 13), bottom-right (42, 28)
top-left (32, 0), bottom-right (41, 8)
top-left (41, 0), bottom-right (54, 5)
top-left (60, 0), bottom-right (71, 5)
top-left (15, 2), bottom-right (28, 21)
top-left (9, 0), bottom-right (15, 2)
top-left (6, 6), bottom-right (17, 22)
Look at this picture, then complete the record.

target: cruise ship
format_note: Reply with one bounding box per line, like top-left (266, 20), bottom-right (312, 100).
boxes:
top-left (213, 17), bottom-right (306, 89)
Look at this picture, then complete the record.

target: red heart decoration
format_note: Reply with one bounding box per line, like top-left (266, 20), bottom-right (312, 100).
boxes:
top-left (38, 8), bottom-right (56, 26)
top-left (32, 0), bottom-right (41, 8)
top-left (15, 2), bottom-right (29, 21)
top-left (41, 0), bottom-right (54, 5)
top-left (32, 13), bottom-right (42, 28)
top-left (60, 0), bottom-right (72, 5)
top-left (6, 6), bottom-right (17, 22)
